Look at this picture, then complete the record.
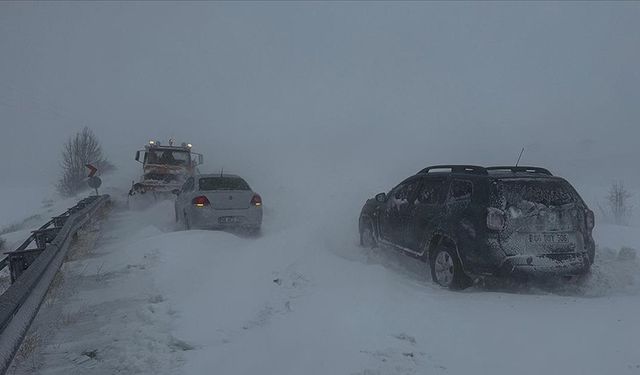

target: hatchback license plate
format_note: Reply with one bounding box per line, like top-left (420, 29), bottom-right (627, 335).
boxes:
top-left (219, 216), bottom-right (241, 224)
top-left (529, 233), bottom-right (569, 244)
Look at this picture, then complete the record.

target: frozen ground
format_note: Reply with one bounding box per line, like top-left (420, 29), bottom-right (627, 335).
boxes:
top-left (0, 181), bottom-right (125, 249)
top-left (7, 182), bottom-right (640, 375)
top-left (0, 186), bottom-right (84, 292)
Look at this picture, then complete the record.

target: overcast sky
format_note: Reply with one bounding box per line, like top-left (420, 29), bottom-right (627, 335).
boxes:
top-left (1, 2), bottom-right (639, 192)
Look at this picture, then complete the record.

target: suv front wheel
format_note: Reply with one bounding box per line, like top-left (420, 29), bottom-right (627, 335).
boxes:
top-left (359, 220), bottom-right (377, 249)
top-left (430, 246), bottom-right (470, 290)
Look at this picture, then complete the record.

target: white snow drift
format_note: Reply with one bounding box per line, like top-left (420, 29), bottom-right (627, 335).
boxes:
top-left (7, 183), bottom-right (640, 375)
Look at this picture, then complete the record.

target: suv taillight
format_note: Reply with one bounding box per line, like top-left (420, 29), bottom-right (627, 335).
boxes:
top-left (585, 209), bottom-right (595, 231)
top-left (192, 196), bottom-right (210, 207)
top-left (487, 208), bottom-right (505, 231)
top-left (251, 194), bottom-right (262, 207)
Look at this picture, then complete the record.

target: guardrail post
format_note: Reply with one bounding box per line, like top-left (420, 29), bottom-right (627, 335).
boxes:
top-left (33, 228), bottom-right (60, 250)
top-left (8, 249), bottom-right (44, 283)
top-left (52, 214), bottom-right (69, 228)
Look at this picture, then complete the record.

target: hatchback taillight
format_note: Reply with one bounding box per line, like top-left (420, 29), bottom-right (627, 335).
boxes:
top-left (487, 207), bottom-right (506, 231)
top-left (251, 194), bottom-right (262, 207)
top-left (585, 209), bottom-right (595, 231)
top-left (192, 196), bottom-right (210, 207)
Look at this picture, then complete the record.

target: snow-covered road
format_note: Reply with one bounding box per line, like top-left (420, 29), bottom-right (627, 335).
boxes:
top-left (7, 185), bottom-right (640, 375)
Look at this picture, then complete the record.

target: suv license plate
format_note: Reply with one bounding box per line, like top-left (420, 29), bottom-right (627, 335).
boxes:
top-left (219, 216), bottom-right (241, 224)
top-left (528, 233), bottom-right (570, 244)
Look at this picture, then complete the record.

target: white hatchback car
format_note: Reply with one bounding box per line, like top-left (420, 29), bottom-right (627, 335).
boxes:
top-left (174, 173), bottom-right (262, 233)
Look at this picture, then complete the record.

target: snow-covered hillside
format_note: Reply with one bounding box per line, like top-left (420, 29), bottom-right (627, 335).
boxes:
top-left (8, 180), bottom-right (640, 375)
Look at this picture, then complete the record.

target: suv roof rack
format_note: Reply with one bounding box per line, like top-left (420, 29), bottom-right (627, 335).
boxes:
top-left (418, 165), bottom-right (488, 175)
top-left (485, 166), bottom-right (553, 176)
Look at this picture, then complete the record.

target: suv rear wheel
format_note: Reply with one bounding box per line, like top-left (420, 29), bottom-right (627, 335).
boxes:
top-left (430, 246), bottom-right (470, 290)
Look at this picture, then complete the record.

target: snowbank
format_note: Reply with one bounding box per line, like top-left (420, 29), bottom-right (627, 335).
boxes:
top-left (147, 183), bottom-right (640, 375)
top-left (9, 181), bottom-right (640, 375)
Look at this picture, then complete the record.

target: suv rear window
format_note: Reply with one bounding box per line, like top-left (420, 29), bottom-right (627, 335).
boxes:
top-left (199, 177), bottom-right (250, 191)
top-left (450, 180), bottom-right (473, 200)
top-left (418, 179), bottom-right (445, 204)
top-left (498, 179), bottom-right (579, 207)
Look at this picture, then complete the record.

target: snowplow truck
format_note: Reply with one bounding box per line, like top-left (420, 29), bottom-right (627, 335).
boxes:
top-left (129, 140), bottom-right (203, 202)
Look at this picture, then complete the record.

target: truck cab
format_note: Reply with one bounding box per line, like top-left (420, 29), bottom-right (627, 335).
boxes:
top-left (129, 140), bottom-right (203, 197)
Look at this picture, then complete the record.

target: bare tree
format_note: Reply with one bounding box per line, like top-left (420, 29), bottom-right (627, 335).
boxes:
top-left (607, 181), bottom-right (632, 225)
top-left (56, 127), bottom-right (113, 196)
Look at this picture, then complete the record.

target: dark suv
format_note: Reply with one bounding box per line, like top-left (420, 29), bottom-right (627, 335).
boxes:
top-left (358, 165), bottom-right (595, 289)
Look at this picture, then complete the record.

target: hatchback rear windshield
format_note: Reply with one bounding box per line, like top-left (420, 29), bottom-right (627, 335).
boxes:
top-left (498, 179), bottom-right (580, 207)
top-left (199, 177), bottom-right (250, 191)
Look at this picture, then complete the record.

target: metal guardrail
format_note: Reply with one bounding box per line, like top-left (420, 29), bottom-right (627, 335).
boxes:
top-left (0, 194), bottom-right (110, 374)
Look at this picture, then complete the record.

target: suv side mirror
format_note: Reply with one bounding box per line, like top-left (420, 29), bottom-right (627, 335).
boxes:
top-left (135, 150), bottom-right (141, 161)
top-left (375, 192), bottom-right (387, 203)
